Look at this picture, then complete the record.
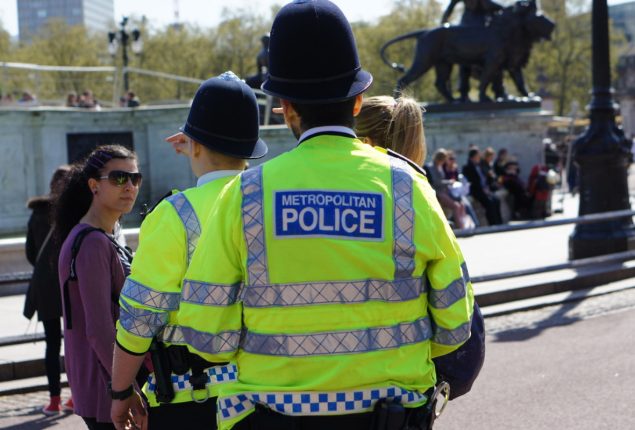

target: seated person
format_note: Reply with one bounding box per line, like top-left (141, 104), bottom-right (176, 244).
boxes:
top-left (501, 161), bottom-right (531, 219)
top-left (444, 149), bottom-right (460, 180)
top-left (462, 148), bottom-right (503, 225)
top-left (425, 149), bottom-right (471, 229)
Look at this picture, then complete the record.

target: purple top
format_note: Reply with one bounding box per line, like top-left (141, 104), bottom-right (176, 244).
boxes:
top-left (58, 224), bottom-right (126, 423)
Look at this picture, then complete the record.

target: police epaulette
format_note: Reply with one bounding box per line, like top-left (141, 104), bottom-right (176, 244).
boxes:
top-left (386, 148), bottom-right (427, 177)
top-left (140, 190), bottom-right (178, 220)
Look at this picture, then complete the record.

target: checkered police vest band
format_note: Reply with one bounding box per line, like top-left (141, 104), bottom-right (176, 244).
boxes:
top-left (218, 386), bottom-right (427, 422)
top-left (146, 364), bottom-right (237, 394)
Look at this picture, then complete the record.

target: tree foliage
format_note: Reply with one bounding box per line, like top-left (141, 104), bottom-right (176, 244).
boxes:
top-left (354, 0), bottom-right (444, 103)
top-left (521, 0), bottom-right (625, 116)
top-left (0, 0), bottom-right (627, 112)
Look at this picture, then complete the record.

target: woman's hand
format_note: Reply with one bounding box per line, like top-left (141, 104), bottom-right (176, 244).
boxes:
top-left (111, 390), bottom-right (147, 430)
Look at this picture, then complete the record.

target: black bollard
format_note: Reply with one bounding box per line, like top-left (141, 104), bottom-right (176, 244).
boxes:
top-left (568, 0), bottom-right (635, 259)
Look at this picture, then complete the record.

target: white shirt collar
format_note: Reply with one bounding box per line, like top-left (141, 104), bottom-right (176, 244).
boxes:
top-left (196, 170), bottom-right (243, 187)
top-left (298, 126), bottom-right (357, 143)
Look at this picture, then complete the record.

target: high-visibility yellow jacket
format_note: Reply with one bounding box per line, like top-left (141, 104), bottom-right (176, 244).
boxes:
top-left (179, 131), bottom-right (474, 429)
top-left (116, 172), bottom-right (241, 407)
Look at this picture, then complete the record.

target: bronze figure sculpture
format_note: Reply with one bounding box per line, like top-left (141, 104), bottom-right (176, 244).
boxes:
top-left (441, 0), bottom-right (504, 100)
top-left (245, 34), bottom-right (270, 90)
top-left (381, 0), bottom-right (554, 103)
top-left (441, 0), bottom-right (503, 27)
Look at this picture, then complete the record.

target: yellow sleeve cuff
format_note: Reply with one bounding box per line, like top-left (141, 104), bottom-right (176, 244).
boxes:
top-left (116, 321), bottom-right (153, 355)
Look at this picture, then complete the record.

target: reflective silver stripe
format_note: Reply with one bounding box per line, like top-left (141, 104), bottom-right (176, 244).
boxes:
top-left (241, 167), bottom-right (269, 287)
top-left (166, 192), bottom-right (201, 265)
top-left (121, 278), bottom-right (180, 311)
top-left (218, 386), bottom-right (427, 421)
top-left (433, 321), bottom-right (471, 346)
top-left (242, 317), bottom-right (432, 357)
top-left (461, 261), bottom-right (471, 283)
top-left (181, 279), bottom-right (241, 306)
top-left (430, 262), bottom-right (470, 309)
top-left (430, 278), bottom-right (466, 309)
top-left (243, 277), bottom-right (425, 308)
top-left (390, 157), bottom-right (415, 279)
top-left (160, 324), bottom-right (241, 354)
top-left (119, 300), bottom-right (167, 338)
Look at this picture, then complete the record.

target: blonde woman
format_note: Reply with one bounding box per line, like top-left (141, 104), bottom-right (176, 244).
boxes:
top-left (354, 95), bottom-right (426, 165)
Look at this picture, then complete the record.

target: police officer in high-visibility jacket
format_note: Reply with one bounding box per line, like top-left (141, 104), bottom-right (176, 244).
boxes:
top-left (179, 1), bottom-right (474, 429)
top-left (109, 72), bottom-right (268, 430)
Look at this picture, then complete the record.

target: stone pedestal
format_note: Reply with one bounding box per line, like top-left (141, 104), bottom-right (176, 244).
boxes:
top-left (0, 104), bottom-right (558, 236)
top-left (422, 105), bottom-right (560, 183)
top-left (0, 106), bottom-right (297, 236)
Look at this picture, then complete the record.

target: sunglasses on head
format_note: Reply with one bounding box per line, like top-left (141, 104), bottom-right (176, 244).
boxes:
top-left (99, 170), bottom-right (143, 187)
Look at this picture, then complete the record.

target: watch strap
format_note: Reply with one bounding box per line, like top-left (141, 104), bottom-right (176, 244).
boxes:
top-left (108, 382), bottom-right (134, 400)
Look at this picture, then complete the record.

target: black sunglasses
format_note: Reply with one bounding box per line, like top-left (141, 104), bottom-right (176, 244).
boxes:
top-left (99, 170), bottom-right (143, 187)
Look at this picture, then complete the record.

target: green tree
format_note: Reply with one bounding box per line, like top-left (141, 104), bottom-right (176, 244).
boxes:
top-left (0, 24), bottom-right (11, 96)
top-left (519, 0), bottom-right (625, 116)
top-left (354, 0), bottom-right (444, 102)
top-left (131, 25), bottom-right (215, 101)
top-left (9, 20), bottom-right (109, 102)
top-left (210, 8), bottom-right (271, 79)
top-left (127, 8), bottom-right (272, 102)
top-left (0, 24), bottom-right (10, 58)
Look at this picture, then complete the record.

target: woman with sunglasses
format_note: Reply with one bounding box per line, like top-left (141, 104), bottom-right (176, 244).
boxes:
top-left (54, 145), bottom-right (145, 430)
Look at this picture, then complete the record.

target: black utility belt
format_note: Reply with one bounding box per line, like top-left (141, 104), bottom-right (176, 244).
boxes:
top-left (165, 345), bottom-right (226, 375)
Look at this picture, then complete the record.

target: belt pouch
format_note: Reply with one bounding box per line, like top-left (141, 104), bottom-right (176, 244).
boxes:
top-left (371, 400), bottom-right (406, 430)
top-left (167, 345), bottom-right (190, 375)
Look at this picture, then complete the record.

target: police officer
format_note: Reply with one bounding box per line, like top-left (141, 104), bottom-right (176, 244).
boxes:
top-left (109, 72), bottom-right (267, 430)
top-left (179, 1), bottom-right (474, 429)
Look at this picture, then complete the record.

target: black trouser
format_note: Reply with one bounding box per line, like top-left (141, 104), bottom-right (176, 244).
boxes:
top-left (474, 191), bottom-right (502, 225)
top-left (42, 318), bottom-right (62, 397)
top-left (232, 402), bottom-right (433, 430)
top-left (82, 417), bottom-right (116, 430)
top-left (148, 397), bottom-right (217, 430)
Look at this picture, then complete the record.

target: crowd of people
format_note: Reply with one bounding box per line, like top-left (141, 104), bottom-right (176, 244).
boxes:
top-left (66, 90), bottom-right (102, 109)
top-left (0, 89), bottom-right (142, 109)
top-left (424, 145), bottom-right (560, 228)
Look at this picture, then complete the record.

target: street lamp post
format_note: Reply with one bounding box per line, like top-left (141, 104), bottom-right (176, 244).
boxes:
top-left (568, 0), bottom-right (635, 259)
top-left (108, 17), bottom-right (143, 93)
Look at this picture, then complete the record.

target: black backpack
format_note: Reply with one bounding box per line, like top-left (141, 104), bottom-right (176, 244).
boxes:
top-left (433, 301), bottom-right (486, 400)
top-left (62, 227), bottom-right (132, 329)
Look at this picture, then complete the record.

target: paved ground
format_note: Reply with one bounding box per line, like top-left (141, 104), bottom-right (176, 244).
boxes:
top-left (0, 180), bottom-right (634, 428)
top-left (1, 288), bottom-right (634, 429)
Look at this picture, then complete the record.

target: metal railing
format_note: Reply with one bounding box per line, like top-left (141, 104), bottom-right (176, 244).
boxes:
top-left (454, 209), bottom-right (635, 238)
top-left (1, 209), bottom-right (634, 352)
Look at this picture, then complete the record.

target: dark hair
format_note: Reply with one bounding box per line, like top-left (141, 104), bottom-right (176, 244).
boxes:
top-left (26, 164), bottom-right (71, 209)
top-left (290, 98), bottom-right (357, 130)
top-left (468, 148), bottom-right (480, 160)
top-left (53, 145), bottom-right (136, 246)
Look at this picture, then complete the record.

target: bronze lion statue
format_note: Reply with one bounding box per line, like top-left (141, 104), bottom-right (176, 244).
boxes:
top-left (381, 0), bottom-right (555, 102)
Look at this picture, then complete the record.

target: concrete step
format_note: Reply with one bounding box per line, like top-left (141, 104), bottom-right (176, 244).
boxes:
top-left (480, 276), bottom-right (635, 317)
top-left (0, 374), bottom-right (68, 397)
top-left (474, 260), bottom-right (635, 307)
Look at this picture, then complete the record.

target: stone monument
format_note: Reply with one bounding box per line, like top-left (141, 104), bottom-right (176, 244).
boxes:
top-left (381, 0), bottom-right (554, 102)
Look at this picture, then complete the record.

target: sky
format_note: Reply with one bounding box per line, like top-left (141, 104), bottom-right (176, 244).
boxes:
top-left (0, 0), bottom-right (633, 37)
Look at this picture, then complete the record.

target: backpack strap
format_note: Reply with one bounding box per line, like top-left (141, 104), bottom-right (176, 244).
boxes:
top-left (140, 190), bottom-right (178, 221)
top-left (62, 227), bottom-right (110, 330)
